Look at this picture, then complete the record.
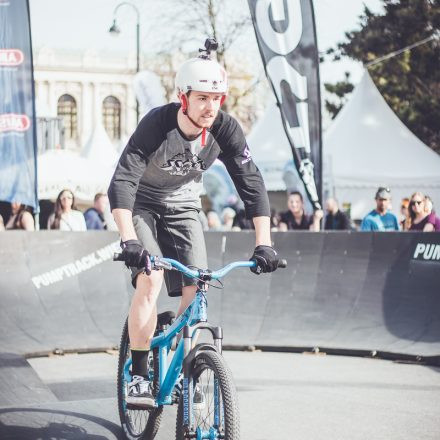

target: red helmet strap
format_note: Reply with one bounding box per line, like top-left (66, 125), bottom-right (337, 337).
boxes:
top-left (180, 94), bottom-right (188, 115)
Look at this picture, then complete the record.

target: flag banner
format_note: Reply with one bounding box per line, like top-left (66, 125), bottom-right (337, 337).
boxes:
top-left (0, 0), bottom-right (38, 209)
top-left (248, 0), bottom-right (322, 209)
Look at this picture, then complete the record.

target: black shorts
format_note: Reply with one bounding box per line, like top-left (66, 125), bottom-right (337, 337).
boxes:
top-left (131, 203), bottom-right (207, 297)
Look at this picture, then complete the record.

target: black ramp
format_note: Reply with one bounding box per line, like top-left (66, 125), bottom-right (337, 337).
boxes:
top-left (0, 232), bottom-right (131, 354)
top-left (0, 231), bottom-right (439, 357)
top-left (382, 234), bottom-right (440, 350)
top-left (220, 231), bottom-right (272, 346)
top-left (258, 231), bottom-right (327, 345)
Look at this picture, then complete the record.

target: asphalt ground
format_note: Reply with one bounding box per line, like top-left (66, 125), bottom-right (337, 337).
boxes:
top-left (0, 351), bottom-right (439, 439)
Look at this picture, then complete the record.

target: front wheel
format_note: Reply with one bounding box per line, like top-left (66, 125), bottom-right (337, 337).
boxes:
top-left (117, 318), bottom-right (163, 440)
top-left (176, 350), bottom-right (240, 440)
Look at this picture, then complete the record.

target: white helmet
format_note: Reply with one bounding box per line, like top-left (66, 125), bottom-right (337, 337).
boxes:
top-left (175, 57), bottom-right (228, 95)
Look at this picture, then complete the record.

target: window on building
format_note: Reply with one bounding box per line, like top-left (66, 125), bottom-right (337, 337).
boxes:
top-left (57, 94), bottom-right (77, 139)
top-left (102, 96), bottom-right (121, 140)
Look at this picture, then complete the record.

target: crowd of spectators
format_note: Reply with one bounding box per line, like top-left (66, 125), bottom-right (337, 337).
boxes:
top-left (0, 186), bottom-right (438, 233)
top-left (201, 186), bottom-right (440, 233)
top-left (0, 190), bottom-right (112, 232)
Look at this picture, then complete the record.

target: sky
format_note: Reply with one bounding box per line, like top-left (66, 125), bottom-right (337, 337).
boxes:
top-left (29, 0), bottom-right (384, 86)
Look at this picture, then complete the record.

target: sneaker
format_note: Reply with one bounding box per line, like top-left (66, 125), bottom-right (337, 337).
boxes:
top-left (193, 384), bottom-right (205, 410)
top-left (126, 375), bottom-right (155, 408)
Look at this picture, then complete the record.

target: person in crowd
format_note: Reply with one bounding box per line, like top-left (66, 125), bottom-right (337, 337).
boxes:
top-left (232, 208), bottom-right (254, 230)
top-left (400, 198), bottom-right (411, 231)
top-left (360, 187), bottom-right (399, 231)
top-left (270, 208), bottom-right (280, 231)
top-left (47, 189), bottom-right (87, 231)
top-left (221, 207), bottom-right (236, 231)
top-left (324, 197), bottom-right (350, 230)
top-left (5, 202), bottom-right (34, 230)
top-left (278, 191), bottom-right (323, 231)
top-left (84, 193), bottom-right (109, 230)
top-left (206, 210), bottom-right (222, 231)
top-left (408, 192), bottom-right (438, 231)
top-left (424, 195), bottom-right (440, 231)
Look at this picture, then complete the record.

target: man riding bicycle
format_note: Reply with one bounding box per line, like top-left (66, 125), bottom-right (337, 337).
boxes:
top-left (108, 39), bottom-right (279, 408)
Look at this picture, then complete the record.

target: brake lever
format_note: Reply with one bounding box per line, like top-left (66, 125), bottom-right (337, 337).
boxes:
top-left (151, 256), bottom-right (174, 271)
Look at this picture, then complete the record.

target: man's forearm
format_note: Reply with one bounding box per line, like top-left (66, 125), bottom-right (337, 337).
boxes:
top-left (253, 216), bottom-right (272, 246)
top-left (112, 208), bottom-right (138, 242)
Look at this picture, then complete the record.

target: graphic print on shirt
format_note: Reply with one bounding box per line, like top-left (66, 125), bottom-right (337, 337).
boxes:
top-left (160, 148), bottom-right (207, 176)
top-left (241, 145), bottom-right (252, 164)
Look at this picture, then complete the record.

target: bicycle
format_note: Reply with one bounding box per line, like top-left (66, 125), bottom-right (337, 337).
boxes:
top-left (114, 253), bottom-right (286, 440)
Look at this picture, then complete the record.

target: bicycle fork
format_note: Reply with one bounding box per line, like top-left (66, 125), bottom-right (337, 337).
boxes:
top-left (182, 322), bottom-right (224, 439)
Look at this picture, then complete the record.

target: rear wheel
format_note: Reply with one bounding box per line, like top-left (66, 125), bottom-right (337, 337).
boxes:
top-left (176, 350), bottom-right (240, 440)
top-left (117, 318), bottom-right (163, 440)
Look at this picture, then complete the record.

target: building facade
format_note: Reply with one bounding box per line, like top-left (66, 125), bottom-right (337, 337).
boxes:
top-left (34, 47), bottom-right (138, 151)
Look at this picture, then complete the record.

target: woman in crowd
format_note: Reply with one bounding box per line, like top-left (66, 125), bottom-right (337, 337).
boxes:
top-left (400, 198), bottom-right (411, 231)
top-left (408, 192), bottom-right (438, 232)
top-left (278, 191), bottom-right (323, 231)
top-left (5, 202), bottom-right (35, 230)
top-left (47, 189), bottom-right (86, 231)
top-left (424, 195), bottom-right (440, 231)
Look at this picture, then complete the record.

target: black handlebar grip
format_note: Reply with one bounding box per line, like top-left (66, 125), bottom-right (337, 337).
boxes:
top-left (277, 259), bottom-right (287, 268)
top-left (113, 252), bottom-right (125, 262)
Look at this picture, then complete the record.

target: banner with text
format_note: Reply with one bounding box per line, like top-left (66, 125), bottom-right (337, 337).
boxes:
top-left (0, 0), bottom-right (38, 208)
top-left (248, 0), bottom-right (322, 209)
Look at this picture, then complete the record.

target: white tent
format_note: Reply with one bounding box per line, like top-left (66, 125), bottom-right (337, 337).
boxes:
top-left (247, 101), bottom-right (291, 191)
top-left (325, 71), bottom-right (440, 219)
top-left (37, 150), bottom-right (109, 202)
top-left (246, 102), bottom-right (314, 214)
top-left (38, 124), bottom-right (118, 202)
top-left (81, 122), bottom-right (119, 169)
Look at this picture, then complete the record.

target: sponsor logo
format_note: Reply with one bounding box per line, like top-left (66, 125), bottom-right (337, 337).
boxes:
top-left (0, 49), bottom-right (24, 66)
top-left (241, 145), bottom-right (252, 164)
top-left (0, 114), bottom-right (30, 133)
top-left (183, 378), bottom-right (189, 424)
top-left (31, 241), bottom-right (120, 289)
top-left (255, 0), bottom-right (310, 152)
top-left (161, 148), bottom-right (207, 176)
top-left (413, 242), bottom-right (440, 261)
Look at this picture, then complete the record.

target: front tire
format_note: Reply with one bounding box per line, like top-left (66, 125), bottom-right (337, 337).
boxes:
top-left (117, 318), bottom-right (163, 440)
top-left (176, 350), bottom-right (240, 440)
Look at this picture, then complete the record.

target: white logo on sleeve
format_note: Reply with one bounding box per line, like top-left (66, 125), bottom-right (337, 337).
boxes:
top-left (241, 146), bottom-right (252, 165)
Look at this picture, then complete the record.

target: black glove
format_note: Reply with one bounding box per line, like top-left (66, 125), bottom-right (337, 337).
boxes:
top-left (121, 239), bottom-right (151, 274)
top-left (250, 245), bottom-right (278, 275)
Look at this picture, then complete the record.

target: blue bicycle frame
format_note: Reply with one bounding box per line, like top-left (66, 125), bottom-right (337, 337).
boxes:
top-left (123, 257), bottom-right (255, 410)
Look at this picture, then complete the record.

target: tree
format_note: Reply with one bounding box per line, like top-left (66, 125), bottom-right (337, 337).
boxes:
top-left (323, 72), bottom-right (354, 119)
top-left (140, 0), bottom-right (268, 133)
top-left (325, 0), bottom-right (440, 153)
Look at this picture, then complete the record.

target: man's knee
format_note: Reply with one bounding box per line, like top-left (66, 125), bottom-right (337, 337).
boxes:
top-left (135, 271), bottom-right (163, 299)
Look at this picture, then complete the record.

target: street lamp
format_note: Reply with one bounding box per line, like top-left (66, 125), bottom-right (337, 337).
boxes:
top-left (109, 2), bottom-right (140, 124)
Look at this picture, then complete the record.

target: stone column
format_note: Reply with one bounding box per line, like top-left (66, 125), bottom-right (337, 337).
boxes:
top-left (81, 81), bottom-right (93, 148)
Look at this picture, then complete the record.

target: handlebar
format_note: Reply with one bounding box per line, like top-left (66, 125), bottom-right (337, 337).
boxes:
top-left (113, 253), bottom-right (287, 280)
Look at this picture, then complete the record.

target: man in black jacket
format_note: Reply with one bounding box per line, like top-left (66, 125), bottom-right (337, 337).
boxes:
top-left (324, 198), bottom-right (350, 230)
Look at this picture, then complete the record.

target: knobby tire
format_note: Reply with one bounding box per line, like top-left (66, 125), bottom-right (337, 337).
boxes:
top-left (117, 318), bottom-right (163, 440)
top-left (175, 350), bottom-right (240, 440)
